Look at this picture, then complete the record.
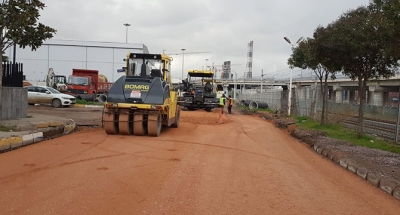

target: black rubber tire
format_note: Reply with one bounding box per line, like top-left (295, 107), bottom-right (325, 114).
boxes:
top-left (171, 108), bottom-right (180, 128)
top-left (52, 99), bottom-right (62, 108)
top-left (28, 103), bottom-right (35, 106)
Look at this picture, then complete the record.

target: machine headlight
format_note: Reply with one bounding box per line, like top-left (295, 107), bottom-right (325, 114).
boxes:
top-left (83, 91), bottom-right (88, 94)
top-left (151, 105), bottom-right (156, 109)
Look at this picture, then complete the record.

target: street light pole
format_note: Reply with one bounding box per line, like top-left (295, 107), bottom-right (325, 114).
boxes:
top-left (283, 36), bottom-right (304, 116)
top-left (289, 70), bottom-right (292, 116)
top-left (283, 37), bottom-right (296, 116)
top-left (234, 72), bottom-right (237, 101)
top-left (123, 23), bottom-right (131, 43)
top-left (181, 48), bottom-right (186, 81)
top-left (205, 59), bottom-right (209, 70)
top-left (260, 69), bottom-right (263, 93)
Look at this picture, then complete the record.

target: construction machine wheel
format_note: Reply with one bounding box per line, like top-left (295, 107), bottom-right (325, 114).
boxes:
top-left (118, 112), bottom-right (133, 135)
top-left (133, 114), bottom-right (147, 136)
top-left (103, 111), bottom-right (118, 134)
top-left (205, 108), bottom-right (212, 112)
top-left (148, 114), bottom-right (162, 137)
top-left (171, 108), bottom-right (180, 128)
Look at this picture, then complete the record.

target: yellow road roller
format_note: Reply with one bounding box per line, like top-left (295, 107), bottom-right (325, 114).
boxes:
top-left (101, 52), bottom-right (180, 137)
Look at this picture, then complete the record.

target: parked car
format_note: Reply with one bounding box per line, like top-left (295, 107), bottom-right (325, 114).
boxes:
top-left (25, 86), bottom-right (76, 108)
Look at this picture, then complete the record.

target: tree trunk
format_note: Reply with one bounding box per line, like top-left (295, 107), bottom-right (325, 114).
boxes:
top-left (319, 79), bottom-right (326, 125)
top-left (357, 78), bottom-right (366, 137)
top-left (0, 39), bottom-right (3, 120)
top-left (324, 72), bottom-right (329, 124)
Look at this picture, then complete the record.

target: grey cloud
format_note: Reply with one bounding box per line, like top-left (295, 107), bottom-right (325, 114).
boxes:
top-left (34, 0), bottom-right (369, 80)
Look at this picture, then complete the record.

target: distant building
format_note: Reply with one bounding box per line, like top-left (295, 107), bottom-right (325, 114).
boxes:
top-left (221, 61), bottom-right (231, 79)
top-left (5, 39), bottom-right (149, 82)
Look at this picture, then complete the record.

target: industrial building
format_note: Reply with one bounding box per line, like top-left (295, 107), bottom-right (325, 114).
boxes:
top-left (5, 39), bottom-right (149, 83)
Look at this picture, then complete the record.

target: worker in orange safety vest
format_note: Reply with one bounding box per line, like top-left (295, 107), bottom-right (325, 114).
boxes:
top-left (227, 95), bottom-right (233, 114)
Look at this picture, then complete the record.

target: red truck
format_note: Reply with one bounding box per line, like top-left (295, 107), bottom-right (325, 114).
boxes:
top-left (66, 69), bottom-right (112, 101)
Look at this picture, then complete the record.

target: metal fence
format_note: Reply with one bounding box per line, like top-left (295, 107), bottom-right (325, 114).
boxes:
top-left (237, 85), bottom-right (400, 143)
top-left (2, 62), bottom-right (24, 87)
top-left (238, 86), bottom-right (400, 120)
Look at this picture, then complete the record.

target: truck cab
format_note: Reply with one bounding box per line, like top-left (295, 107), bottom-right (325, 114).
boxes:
top-left (66, 69), bottom-right (98, 101)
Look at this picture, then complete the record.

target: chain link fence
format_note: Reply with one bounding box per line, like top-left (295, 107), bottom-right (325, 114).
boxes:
top-left (237, 85), bottom-right (399, 123)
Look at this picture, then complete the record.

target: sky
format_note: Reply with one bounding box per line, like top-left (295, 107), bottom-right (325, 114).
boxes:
top-left (34, 0), bottom-right (370, 81)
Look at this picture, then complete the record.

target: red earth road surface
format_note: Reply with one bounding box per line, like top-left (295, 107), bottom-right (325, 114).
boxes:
top-left (0, 110), bottom-right (399, 214)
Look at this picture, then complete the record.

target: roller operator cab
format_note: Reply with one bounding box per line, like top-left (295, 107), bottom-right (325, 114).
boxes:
top-left (102, 53), bottom-right (180, 137)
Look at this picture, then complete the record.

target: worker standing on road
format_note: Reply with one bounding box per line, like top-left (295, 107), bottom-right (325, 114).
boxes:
top-left (219, 94), bottom-right (226, 114)
top-left (227, 95), bottom-right (233, 114)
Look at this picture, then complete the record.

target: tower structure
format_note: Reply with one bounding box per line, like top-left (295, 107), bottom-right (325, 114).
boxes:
top-left (246, 40), bottom-right (253, 79)
top-left (222, 61), bottom-right (231, 79)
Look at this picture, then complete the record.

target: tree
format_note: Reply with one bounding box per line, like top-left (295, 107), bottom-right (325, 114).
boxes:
top-left (368, 0), bottom-right (400, 58)
top-left (288, 32), bottom-right (340, 125)
top-left (0, 0), bottom-right (56, 116)
top-left (327, 6), bottom-right (399, 136)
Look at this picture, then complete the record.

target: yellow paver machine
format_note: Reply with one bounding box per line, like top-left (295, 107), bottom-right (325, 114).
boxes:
top-left (102, 52), bottom-right (180, 137)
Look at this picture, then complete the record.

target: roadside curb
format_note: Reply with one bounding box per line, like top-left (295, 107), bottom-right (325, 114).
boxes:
top-left (250, 110), bottom-right (400, 202)
top-left (312, 144), bottom-right (400, 201)
top-left (73, 104), bottom-right (104, 108)
top-left (0, 119), bottom-right (77, 154)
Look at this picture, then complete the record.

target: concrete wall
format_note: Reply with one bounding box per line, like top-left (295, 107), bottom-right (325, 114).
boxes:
top-left (0, 87), bottom-right (28, 120)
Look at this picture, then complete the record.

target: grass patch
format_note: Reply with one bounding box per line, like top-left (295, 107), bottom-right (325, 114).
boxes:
top-left (258, 108), bottom-right (274, 113)
top-left (295, 116), bottom-right (400, 154)
top-left (75, 99), bottom-right (103, 105)
top-left (237, 104), bottom-right (274, 113)
top-left (0, 125), bottom-right (14, 132)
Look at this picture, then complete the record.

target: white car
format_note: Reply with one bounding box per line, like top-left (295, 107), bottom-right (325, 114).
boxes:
top-left (26, 86), bottom-right (76, 108)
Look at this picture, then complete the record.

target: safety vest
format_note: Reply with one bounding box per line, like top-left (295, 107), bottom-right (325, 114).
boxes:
top-left (228, 98), bottom-right (233, 106)
top-left (219, 97), bottom-right (225, 105)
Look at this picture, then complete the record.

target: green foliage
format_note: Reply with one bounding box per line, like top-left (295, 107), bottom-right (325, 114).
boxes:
top-left (326, 6), bottom-right (399, 81)
top-left (258, 108), bottom-right (273, 113)
top-left (237, 104), bottom-right (273, 113)
top-left (295, 116), bottom-right (400, 154)
top-left (0, 0), bottom-right (56, 52)
top-left (368, 0), bottom-right (400, 58)
top-left (295, 116), bottom-right (309, 122)
top-left (75, 99), bottom-right (103, 106)
top-left (0, 124), bottom-right (14, 132)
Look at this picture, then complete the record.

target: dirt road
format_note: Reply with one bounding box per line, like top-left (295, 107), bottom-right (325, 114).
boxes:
top-left (1, 109), bottom-right (399, 214)
top-left (28, 105), bottom-right (103, 126)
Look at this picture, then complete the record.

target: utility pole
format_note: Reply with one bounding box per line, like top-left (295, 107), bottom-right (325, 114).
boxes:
top-left (181, 48), bottom-right (186, 81)
top-left (260, 69), bottom-right (263, 93)
top-left (396, 86), bottom-right (400, 142)
top-left (234, 72), bottom-right (237, 101)
top-left (283, 36), bottom-right (303, 116)
top-left (123, 23), bottom-right (131, 43)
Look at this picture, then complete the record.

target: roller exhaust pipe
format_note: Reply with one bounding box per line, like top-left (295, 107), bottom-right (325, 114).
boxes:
top-left (98, 94), bottom-right (107, 103)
